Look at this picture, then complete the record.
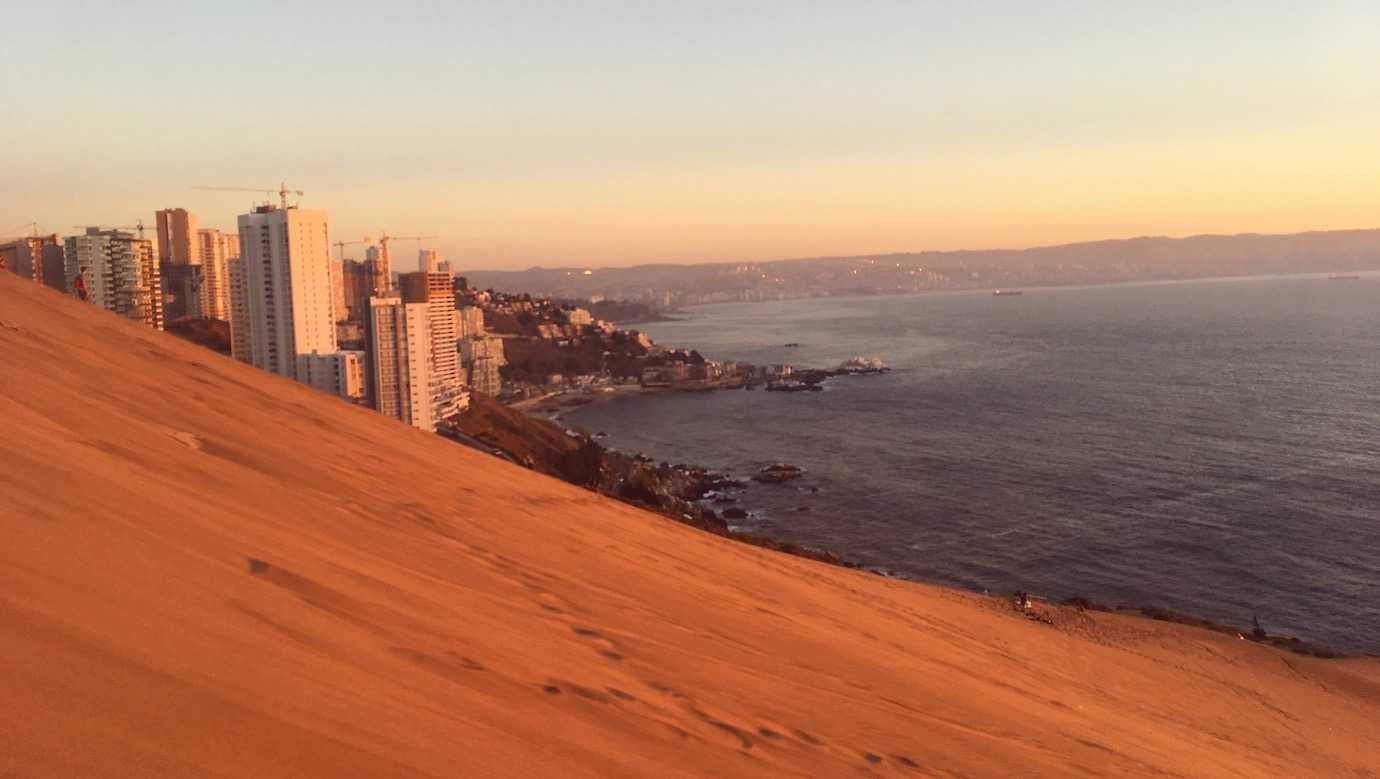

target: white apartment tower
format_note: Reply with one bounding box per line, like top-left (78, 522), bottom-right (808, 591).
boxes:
top-left (236, 205), bottom-right (337, 379)
top-left (367, 294), bottom-right (434, 431)
top-left (401, 270), bottom-right (468, 423)
top-left (63, 228), bottom-right (163, 330)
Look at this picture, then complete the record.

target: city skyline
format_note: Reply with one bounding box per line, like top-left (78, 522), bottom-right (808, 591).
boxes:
top-left (5, 3), bottom-right (1379, 269)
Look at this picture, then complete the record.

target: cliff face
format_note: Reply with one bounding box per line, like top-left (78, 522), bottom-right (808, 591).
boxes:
top-left (2, 272), bottom-right (1379, 778)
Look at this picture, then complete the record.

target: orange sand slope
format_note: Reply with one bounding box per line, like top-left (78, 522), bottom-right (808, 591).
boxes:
top-left (2, 272), bottom-right (1378, 778)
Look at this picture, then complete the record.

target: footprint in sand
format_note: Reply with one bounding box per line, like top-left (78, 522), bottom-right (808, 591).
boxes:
top-left (169, 430), bottom-right (203, 450)
top-left (569, 625), bottom-right (626, 661)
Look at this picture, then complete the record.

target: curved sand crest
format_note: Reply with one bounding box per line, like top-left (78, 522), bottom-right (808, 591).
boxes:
top-left (1, 272), bottom-right (1378, 777)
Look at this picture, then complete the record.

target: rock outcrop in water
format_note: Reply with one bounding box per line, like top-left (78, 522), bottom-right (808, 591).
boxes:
top-left (752, 463), bottom-right (805, 484)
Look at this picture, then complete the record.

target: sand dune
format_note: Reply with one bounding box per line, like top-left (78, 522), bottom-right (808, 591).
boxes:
top-left (2, 272), bottom-right (1378, 777)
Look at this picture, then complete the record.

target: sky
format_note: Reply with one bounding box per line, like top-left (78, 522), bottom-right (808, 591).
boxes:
top-left (3, 1), bottom-right (1378, 271)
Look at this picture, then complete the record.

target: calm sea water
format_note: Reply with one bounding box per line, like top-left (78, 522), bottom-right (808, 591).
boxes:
top-left (566, 275), bottom-right (1380, 654)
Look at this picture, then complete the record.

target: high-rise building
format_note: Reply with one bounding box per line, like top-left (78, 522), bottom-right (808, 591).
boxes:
top-left (329, 258), bottom-right (346, 323)
top-left (418, 248), bottom-right (443, 273)
top-left (340, 259), bottom-right (372, 322)
top-left (222, 231), bottom-right (240, 261)
top-left (1, 234), bottom-right (66, 291)
top-left (400, 270), bottom-right (468, 424)
top-left (154, 208), bottom-right (200, 267)
top-left (63, 228), bottom-right (163, 329)
top-left (295, 351), bottom-right (367, 404)
top-left (162, 264), bottom-right (206, 321)
top-left (365, 243), bottom-right (390, 296)
top-left (196, 229), bottom-right (235, 322)
top-left (227, 253), bottom-right (250, 363)
top-left (367, 294), bottom-right (434, 431)
top-left (236, 205), bottom-right (336, 380)
top-left (223, 230), bottom-right (248, 359)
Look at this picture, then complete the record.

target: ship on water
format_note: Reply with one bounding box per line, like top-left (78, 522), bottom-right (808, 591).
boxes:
top-left (993, 289), bottom-right (1025, 296)
top-left (1328, 274), bottom-right (1361, 280)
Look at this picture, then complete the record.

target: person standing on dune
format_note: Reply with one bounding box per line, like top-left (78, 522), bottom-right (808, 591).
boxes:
top-left (72, 267), bottom-right (89, 302)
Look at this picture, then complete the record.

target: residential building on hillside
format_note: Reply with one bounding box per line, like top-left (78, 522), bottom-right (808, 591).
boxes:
top-left (1, 234), bottom-right (66, 291)
top-left (454, 305), bottom-right (485, 338)
top-left (460, 334), bottom-right (506, 396)
top-left (235, 205), bottom-right (336, 380)
top-left (295, 350), bottom-right (367, 404)
top-left (63, 228), bottom-right (163, 329)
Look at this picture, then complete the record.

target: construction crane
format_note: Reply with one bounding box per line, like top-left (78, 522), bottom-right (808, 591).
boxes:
top-left (1, 222), bottom-right (47, 240)
top-left (73, 221), bottom-right (150, 240)
top-left (362, 233), bottom-right (437, 294)
top-left (334, 237), bottom-right (372, 261)
top-left (191, 182), bottom-right (304, 209)
top-left (374, 233), bottom-right (438, 267)
top-left (376, 233), bottom-right (438, 251)
top-left (372, 233), bottom-right (438, 269)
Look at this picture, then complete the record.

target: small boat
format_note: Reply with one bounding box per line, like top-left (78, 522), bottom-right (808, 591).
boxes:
top-left (993, 289), bottom-right (1024, 296)
top-left (1328, 274), bottom-right (1361, 280)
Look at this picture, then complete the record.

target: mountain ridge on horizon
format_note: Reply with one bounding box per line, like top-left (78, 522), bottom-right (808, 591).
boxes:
top-left (474, 227), bottom-right (1379, 273)
top-left (459, 227), bottom-right (1380, 304)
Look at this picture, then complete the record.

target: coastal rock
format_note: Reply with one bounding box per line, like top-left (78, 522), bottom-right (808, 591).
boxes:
top-left (753, 463), bottom-right (804, 484)
top-left (837, 356), bottom-right (889, 374)
top-left (722, 507), bottom-right (749, 520)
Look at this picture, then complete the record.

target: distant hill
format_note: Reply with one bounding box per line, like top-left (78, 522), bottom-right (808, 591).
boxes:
top-left (3, 272), bottom-right (1379, 776)
top-left (462, 229), bottom-right (1380, 304)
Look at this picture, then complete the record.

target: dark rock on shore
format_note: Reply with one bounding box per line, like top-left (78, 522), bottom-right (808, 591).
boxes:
top-left (753, 463), bottom-right (804, 484)
top-left (1058, 596), bottom-right (1342, 658)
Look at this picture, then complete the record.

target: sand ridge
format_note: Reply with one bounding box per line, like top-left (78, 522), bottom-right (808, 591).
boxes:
top-left (2, 272), bottom-right (1378, 777)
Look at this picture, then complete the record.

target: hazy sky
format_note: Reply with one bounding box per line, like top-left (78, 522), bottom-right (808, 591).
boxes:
top-left (4, 2), bottom-right (1378, 270)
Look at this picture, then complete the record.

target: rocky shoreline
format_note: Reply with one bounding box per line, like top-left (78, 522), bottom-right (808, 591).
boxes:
top-left (449, 386), bottom-right (1354, 660)
top-left (640, 452), bottom-right (1346, 657)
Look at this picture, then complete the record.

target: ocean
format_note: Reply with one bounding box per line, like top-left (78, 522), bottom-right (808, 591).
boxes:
top-left (564, 274), bottom-right (1380, 654)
